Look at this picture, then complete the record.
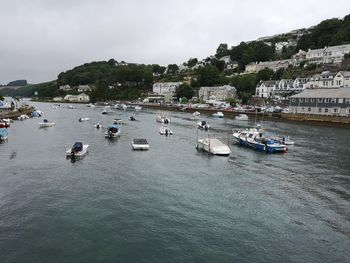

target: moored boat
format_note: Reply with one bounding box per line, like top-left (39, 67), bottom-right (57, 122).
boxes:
top-left (94, 123), bottom-right (103, 129)
top-left (114, 118), bottom-right (123, 125)
top-left (196, 138), bottom-right (231, 156)
top-left (197, 120), bottom-right (211, 130)
top-left (159, 126), bottom-right (173, 136)
top-left (192, 111), bottom-right (200, 116)
top-left (38, 119), bottom-right (55, 127)
top-left (78, 117), bottom-right (90, 122)
top-left (105, 124), bottom-right (121, 138)
top-left (66, 142), bottom-right (89, 158)
top-left (235, 114), bottom-right (249, 121)
top-left (132, 138), bottom-right (149, 150)
top-left (156, 115), bottom-right (170, 124)
top-left (212, 111), bottom-right (224, 118)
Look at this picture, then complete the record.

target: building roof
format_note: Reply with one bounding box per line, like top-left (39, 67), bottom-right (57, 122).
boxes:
top-left (291, 88), bottom-right (350, 98)
top-left (338, 71), bottom-right (350, 78)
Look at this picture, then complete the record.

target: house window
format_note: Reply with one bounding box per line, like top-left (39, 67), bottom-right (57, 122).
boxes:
top-left (324, 98), bottom-right (330, 103)
top-left (301, 107), bottom-right (305, 112)
top-left (300, 98), bottom-right (303, 103)
top-left (305, 98), bottom-right (309, 102)
top-left (331, 98), bottom-right (336, 103)
top-left (291, 98), bottom-right (296, 102)
top-left (308, 108), bottom-right (311, 112)
top-left (346, 99), bottom-right (350, 104)
top-left (333, 108), bottom-right (338, 113)
top-left (338, 98), bottom-right (343, 103)
top-left (318, 98), bottom-right (323, 103)
top-left (311, 99), bottom-right (315, 102)
top-left (325, 108), bottom-right (329, 113)
top-left (348, 108), bottom-right (350, 114)
top-left (318, 108), bottom-right (322, 113)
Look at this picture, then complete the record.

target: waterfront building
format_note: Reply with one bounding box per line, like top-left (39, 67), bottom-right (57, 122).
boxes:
top-left (255, 81), bottom-right (278, 98)
top-left (289, 88), bottom-right (350, 116)
top-left (152, 82), bottom-right (182, 95)
top-left (199, 85), bottom-right (236, 101)
top-left (64, 93), bottom-right (90, 102)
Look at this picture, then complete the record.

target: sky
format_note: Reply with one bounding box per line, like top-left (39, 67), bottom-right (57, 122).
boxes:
top-left (0, 0), bottom-right (350, 84)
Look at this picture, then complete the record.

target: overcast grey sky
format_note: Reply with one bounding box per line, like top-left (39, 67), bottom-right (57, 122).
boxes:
top-left (0, 0), bottom-right (349, 84)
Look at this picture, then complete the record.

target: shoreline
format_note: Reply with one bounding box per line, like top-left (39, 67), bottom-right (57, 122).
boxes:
top-left (24, 98), bottom-right (350, 128)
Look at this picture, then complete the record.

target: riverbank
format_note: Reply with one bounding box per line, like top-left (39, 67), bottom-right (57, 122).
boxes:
top-left (0, 107), bottom-right (34, 119)
top-left (142, 103), bottom-right (350, 128)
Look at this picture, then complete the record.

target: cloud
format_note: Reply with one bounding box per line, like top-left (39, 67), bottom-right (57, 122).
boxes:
top-left (0, 0), bottom-right (349, 83)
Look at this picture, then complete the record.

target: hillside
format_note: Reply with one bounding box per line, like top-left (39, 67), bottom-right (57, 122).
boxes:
top-left (1, 14), bottom-right (350, 102)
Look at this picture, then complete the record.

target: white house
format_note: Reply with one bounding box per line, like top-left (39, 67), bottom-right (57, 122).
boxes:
top-left (306, 44), bottom-right (350, 65)
top-left (77, 85), bottom-right (91, 92)
top-left (152, 82), bottom-right (182, 95)
top-left (64, 93), bottom-right (90, 102)
top-left (59, 85), bottom-right (72, 91)
top-left (255, 81), bottom-right (278, 98)
top-left (333, 71), bottom-right (350, 88)
top-left (306, 71), bottom-right (336, 89)
top-left (198, 85), bottom-right (236, 101)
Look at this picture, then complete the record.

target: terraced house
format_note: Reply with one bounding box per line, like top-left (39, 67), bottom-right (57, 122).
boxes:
top-left (289, 88), bottom-right (350, 116)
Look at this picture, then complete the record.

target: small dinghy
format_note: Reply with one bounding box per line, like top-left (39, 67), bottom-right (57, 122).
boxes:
top-left (94, 123), bottom-right (103, 129)
top-left (197, 120), bottom-right (211, 130)
top-left (134, 106), bottom-right (142, 111)
top-left (159, 126), bottom-right (173, 136)
top-left (66, 142), bottom-right (89, 159)
top-left (78, 117), bottom-right (90, 122)
top-left (102, 109), bottom-right (108, 115)
top-left (192, 111), bottom-right (200, 116)
top-left (235, 114), bottom-right (249, 121)
top-left (105, 125), bottom-right (121, 138)
top-left (132, 138), bottom-right (149, 150)
top-left (212, 111), bottom-right (224, 118)
top-left (114, 118), bottom-right (123, 125)
top-left (129, 116), bottom-right (136, 121)
top-left (156, 115), bottom-right (170, 124)
top-left (38, 119), bottom-right (55, 127)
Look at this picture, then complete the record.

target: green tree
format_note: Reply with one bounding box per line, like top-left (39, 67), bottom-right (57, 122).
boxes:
top-left (176, 83), bottom-right (194, 99)
top-left (187, 58), bottom-right (198, 68)
top-left (216, 43), bottom-right (229, 58)
top-left (198, 65), bottom-right (221, 86)
top-left (256, 68), bottom-right (274, 82)
top-left (167, 64), bottom-right (179, 74)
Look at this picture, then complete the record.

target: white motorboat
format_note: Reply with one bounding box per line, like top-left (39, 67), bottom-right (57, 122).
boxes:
top-left (273, 136), bottom-right (295, 145)
top-left (197, 120), bottom-right (211, 130)
top-left (134, 106), bottom-right (142, 111)
top-left (235, 114), bottom-right (249, 121)
top-left (102, 109), bottom-right (108, 115)
top-left (196, 138), bottom-right (231, 156)
top-left (0, 128), bottom-right (8, 141)
top-left (66, 142), bottom-right (89, 158)
top-left (192, 111), bottom-right (200, 116)
top-left (156, 115), bottom-right (170, 124)
top-left (212, 111), bottom-right (224, 118)
top-left (79, 117), bottom-right (90, 122)
top-left (94, 123), bottom-right (103, 129)
top-left (114, 118), bottom-right (123, 125)
top-left (67, 105), bottom-right (75, 109)
top-left (105, 125), bottom-right (121, 138)
top-left (159, 126), bottom-right (173, 136)
top-left (86, 103), bottom-right (95, 108)
top-left (132, 138), bottom-right (149, 150)
top-left (38, 119), bottom-right (55, 127)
